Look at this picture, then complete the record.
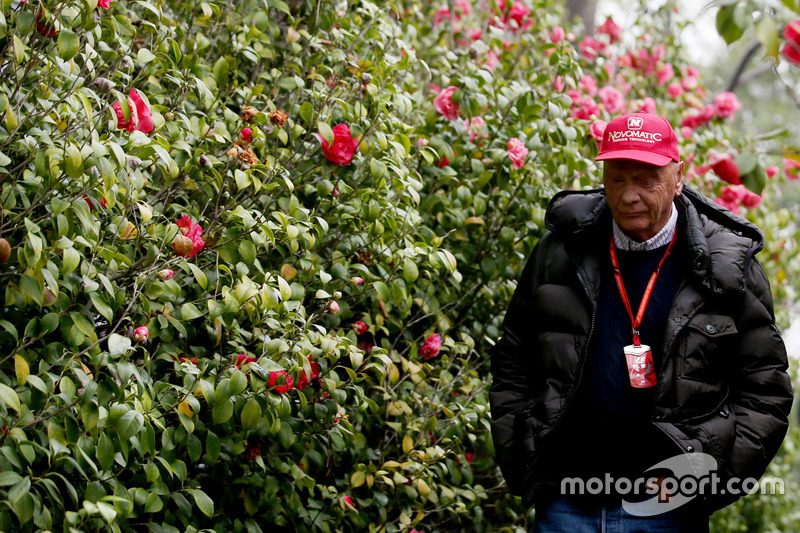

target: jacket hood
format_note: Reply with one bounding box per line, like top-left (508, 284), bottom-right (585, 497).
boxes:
top-left (544, 185), bottom-right (765, 295)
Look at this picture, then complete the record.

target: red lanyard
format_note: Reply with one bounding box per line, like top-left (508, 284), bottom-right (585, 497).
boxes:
top-left (609, 229), bottom-right (678, 346)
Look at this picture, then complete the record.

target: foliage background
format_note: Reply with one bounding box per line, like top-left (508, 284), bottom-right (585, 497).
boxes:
top-left (0, 0), bottom-right (799, 531)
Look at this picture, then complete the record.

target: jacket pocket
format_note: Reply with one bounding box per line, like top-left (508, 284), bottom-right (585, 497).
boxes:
top-left (681, 313), bottom-right (737, 381)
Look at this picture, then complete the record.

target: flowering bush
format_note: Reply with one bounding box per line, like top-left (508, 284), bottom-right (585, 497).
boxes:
top-left (0, 0), bottom-right (797, 532)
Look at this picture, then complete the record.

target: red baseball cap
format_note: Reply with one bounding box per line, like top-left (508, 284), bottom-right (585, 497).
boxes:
top-left (595, 113), bottom-right (680, 166)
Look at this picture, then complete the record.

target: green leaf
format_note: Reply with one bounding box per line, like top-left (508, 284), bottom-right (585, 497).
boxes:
top-left (180, 303), bottom-right (202, 321)
top-left (0, 320), bottom-right (18, 341)
top-left (299, 101), bottom-right (313, 124)
top-left (318, 122), bottom-right (334, 145)
top-left (0, 471), bottom-right (23, 486)
top-left (715, 6), bottom-right (744, 45)
top-left (370, 159), bottom-right (387, 179)
top-left (144, 492), bottom-right (163, 513)
top-left (137, 48), bottom-right (157, 64)
top-left (62, 247), bottom-right (80, 274)
top-left (57, 29), bottom-right (80, 60)
top-left (116, 410), bottom-right (144, 441)
top-left (212, 399), bottom-right (233, 424)
top-left (241, 398), bottom-right (262, 429)
top-left (90, 293), bottom-right (114, 323)
top-left (187, 263), bottom-right (208, 290)
top-left (0, 383), bottom-right (21, 412)
top-left (190, 489), bottom-right (214, 517)
top-left (742, 165), bottom-right (768, 196)
top-left (230, 370), bottom-right (248, 396)
top-left (755, 16), bottom-right (780, 60)
top-left (108, 333), bottom-right (132, 355)
top-left (402, 259), bottom-right (419, 283)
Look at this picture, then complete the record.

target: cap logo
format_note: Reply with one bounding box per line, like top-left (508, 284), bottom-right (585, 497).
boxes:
top-left (628, 117), bottom-right (643, 130)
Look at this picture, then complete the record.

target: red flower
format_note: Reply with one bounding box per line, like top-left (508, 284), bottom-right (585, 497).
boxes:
top-left (319, 124), bottom-right (359, 166)
top-left (179, 356), bottom-right (199, 365)
top-left (242, 442), bottom-right (262, 463)
top-left (597, 16), bottom-right (622, 44)
top-left (98, 0), bottom-right (114, 8)
top-left (341, 495), bottom-right (355, 508)
top-left (708, 153), bottom-right (741, 185)
top-left (35, 11), bottom-right (59, 37)
top-left (352, 321), bottom-right (368, 335)
top-left (296, 357), bottom-right (321, 390)
top-left (133, 326), bottom-right (149, 343)
top-left (173, 215), bottom-right (205, 257)
top-left (113, 89), bottom-right (154, 134)
top-left (358, 341), bottom-right (373, 354)
top-left (437, 156), bottom-right (450, 168)
top-left (268, 370), bottom-right (294, 393)
top-left (241, 127), bottom-right (253, 142)
top-left (232, 354), bottom-right (257, 368)
top-left (714, 92), bottom-right (740, 119)
top-left (782, 21), bottom-right (800, 66)
top-left (419, 333), bottom-right (443, 360)
top-left (433, 86), bottom-right (460, 121)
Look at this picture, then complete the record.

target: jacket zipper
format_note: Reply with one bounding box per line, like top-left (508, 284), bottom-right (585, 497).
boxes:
top-left (523, 267), bottom-right (597, 484)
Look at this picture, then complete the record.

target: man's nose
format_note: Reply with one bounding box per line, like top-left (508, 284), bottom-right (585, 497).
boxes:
top-left (621, 184), bottom-right (641, 203)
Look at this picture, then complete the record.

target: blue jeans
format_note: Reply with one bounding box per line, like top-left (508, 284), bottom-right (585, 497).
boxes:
top-left (533, 494), bottom-right (709, 533)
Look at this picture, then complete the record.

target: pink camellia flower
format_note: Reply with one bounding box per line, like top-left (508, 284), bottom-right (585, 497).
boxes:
top-left (550, 25), bottom-right (566, 43)
top-left (173, 215), bottom-right (205, 258)
top-left (482, 50), bottom-right (500, 71)
top-left (501, 1), bottom-right (532, 31)
top-left (571, 96), bottom-right (600, 120)
top-left (341, 495), bottom-right (355, 508)
top-left (714, 197), bottom-right (740, 215)
top-left (783, 157), bottom-right (800, 180)
top-left (714, 91), bottom-right (741, 119)
top-left (580, 75), bottom-right (598, 97)
top-left (667, 82), bottom-right (683, 99)
top-left (113, 89), bottom-right (155, 134)
top-left (598, 86), bottom-right (624, 114)
top-left (268, 370), bottom-right (294, 393)
top-left (766, 165), bottom-right (779, 178)
top-left (721, 184), bottom-right (747, 204)
top-left (656, 63), bottom-right (674, 86)
top-left (327, 300), bottom-right (340, 315)
top-left (597, 16), bottom-right (622, 44)
top-left (781, 21), bottom-right (800, 66)
top-left (709, 153), bottom-right (742, 185)
top-left (742, 190), bottom-right (763, 209)
top-left (433, 6), bottom-right (451, 25)
top-left (133, 326), bottom-right (149, 343)
top-left (639, 97), bottom-right (657, 115)
top-left (554, 75), bottom-right (565, 92)
top-left (464, 117), bottom-right (487, 143)
top-left (420, 333), bottom-right (443, 360)
top-left (433, 86), bottom-right (460, 121)
top-left (296, 356), bottom-right (321, 390)
top-left (681, 76), bottom-right (698, 91)
top-left (579, 36), bottom-right (605, 60)
top-left (241, 127), bottom-right (253, 142)
top-left (98, 0), bottom-right (113, 8)
top-left (350, 276), bottom-right (364, 285)
top-left (507, 138), bottom-right (528, 169)
top-left (353, 321), bottom-right (368, 335)
top-left (233, 354), bottom-right (258, 368)
top-left (589, 120), bottom-right (607, 142)
top-left (319, 124), bottom-right (359, 166)
top-left (158, 269), bottom-right (175, 280)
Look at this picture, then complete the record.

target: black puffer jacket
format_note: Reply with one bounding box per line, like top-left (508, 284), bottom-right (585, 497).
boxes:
top-left (489, 185), bottom-right (793, 511)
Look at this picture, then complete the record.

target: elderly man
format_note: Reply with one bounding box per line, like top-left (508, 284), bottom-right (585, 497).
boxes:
top-left (490, 113), bottom-right (793, 531)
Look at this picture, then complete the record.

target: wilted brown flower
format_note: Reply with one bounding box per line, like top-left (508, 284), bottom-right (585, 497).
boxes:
top-left (270, 110), bottom-right (289, 128)
top-left (227, 142), bottom-right (259, 165)
top-left (241, 106), bottom-right (258, 121)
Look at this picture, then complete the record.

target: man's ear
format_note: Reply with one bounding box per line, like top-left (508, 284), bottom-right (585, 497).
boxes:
top-left (675, 161), bottom-right (684, 195)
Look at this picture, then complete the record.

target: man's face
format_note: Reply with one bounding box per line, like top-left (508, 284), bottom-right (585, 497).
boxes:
top-left (602, 158), bottom-right (684, 242)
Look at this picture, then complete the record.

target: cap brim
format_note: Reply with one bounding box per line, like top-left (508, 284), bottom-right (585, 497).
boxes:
top-left (595, 149), bottom-right (673, 166)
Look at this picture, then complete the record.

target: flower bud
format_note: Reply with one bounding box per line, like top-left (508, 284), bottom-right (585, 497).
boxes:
top-left (327, 300), bottom-right (340, 315)
top-left (172, 234), bottom-right (195, 257)
top-left (349, 276), bottom-right (364, 285)
top-left (92, 77), bottom-right (115, 93)
top-left (361, 73), bottom-right (373, 84)
top-left (241, 127), bottom-right (253, 142)
top-left (0, 238), bottom-right (10, 263)
top-left (127, 156), bottom-right (141, 169)
top-left (133, 326), bottom-right (149, 343)
top-left (158, 269), bottom-right (175, 280)
top-left (332, 291), bottom-right (342, 300)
